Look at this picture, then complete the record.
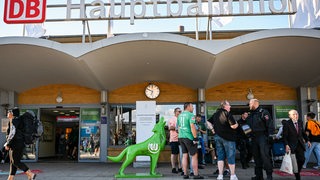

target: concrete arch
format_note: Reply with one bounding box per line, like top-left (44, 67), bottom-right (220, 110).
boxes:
top-left (0, 29), bottom-right (319, 93)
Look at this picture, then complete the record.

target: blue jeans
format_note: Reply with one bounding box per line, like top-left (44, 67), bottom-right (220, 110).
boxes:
top-left (303, 142), bottom-right (320, 167)
top-left (214, 134), bottom-right (236, 164)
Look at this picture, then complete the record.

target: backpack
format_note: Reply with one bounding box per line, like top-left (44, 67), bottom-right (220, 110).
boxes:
top-left (21, 111), bottom-right (44, 144)
top-left (307, 120), bottom-right (320, 136)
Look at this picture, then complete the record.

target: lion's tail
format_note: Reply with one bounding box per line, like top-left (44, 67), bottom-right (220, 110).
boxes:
top-left (107, 147), bottom-right (128, 162)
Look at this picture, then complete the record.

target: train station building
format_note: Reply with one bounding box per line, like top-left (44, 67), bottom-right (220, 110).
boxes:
top-left (0, 0), bottom-right (319, 163)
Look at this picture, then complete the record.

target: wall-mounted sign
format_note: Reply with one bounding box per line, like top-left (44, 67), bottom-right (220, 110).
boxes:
top-left (4, 0), bottom-right (47, 24)
top-left (136, 101), bottom-right (156, 161)
top-left (81, 108), bottom-right (100, 124)
top-left (56, 116), bottom-right (80, 122)
top-left (4, 0), bottom-right (297, 25)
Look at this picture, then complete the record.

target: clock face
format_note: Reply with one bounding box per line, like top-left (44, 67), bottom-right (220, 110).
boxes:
top-left (145, 84), bottom-right (160, 99)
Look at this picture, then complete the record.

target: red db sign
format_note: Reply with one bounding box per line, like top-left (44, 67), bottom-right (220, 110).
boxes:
top-left (4, 0), bottom-right (46, 24)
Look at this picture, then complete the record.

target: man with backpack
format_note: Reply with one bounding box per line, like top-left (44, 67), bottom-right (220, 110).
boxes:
top-left (4, 107), bottom-right (36, 180)
top-left (303, 112), bottom-right (320, 169)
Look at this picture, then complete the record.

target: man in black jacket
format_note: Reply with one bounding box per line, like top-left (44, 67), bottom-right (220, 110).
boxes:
top-left (247, 99), bottom-right (274, 180)
top-left (283, 110), bottom-right (311, 180)
top-left (4, 107), bottom-right (36, 180)
top-left (208, 100), bottom-right (238, 180)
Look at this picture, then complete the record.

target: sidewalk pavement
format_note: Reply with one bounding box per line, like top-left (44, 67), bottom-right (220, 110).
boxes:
top-left (0, 161), bottom-right (319, 180)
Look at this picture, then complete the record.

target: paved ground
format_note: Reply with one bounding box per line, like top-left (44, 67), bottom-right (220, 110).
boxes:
top-left (0, 161), bottom-right (319, 180)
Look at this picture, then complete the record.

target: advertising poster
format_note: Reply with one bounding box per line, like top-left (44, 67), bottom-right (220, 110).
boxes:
top-left (81, 108), bottom-right (100, 123)
top-left (80, 108), bottom-right (100, 137)
top-left (206, 106), bottom-right (219, 119)
top-left (275, 105), bottom-right (297, 129)
top-left (79, 108), bottom-right (100, 160)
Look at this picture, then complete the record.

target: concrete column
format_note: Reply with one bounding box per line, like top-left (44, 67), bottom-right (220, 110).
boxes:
top-left (0, 90), bottom-right (18, 144)
top-left (298, 87), bottom-right (318, 164)
top-left (198, 88), bottom-right (206, 116)
top-left (100, 90), bottom-right (108, 162)
top-left (297, 87), bottom-right (318, 121)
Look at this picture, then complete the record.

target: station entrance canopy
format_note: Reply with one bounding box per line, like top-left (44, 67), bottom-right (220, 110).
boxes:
top-left (4, 0), bottom-right (297, 25)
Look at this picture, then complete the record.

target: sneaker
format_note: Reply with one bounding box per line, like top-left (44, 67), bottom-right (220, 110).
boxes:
top-left (190, 172), bottom-right (194, 176)
top-left (302, 165), bottom-right (306, 169)
top-left (172, 168), bottom-right (178, 173)
top-left (178, 168), bottom-right (183, 172)
top-left (230, 175), bottom-right (238, 180)
top-left (193, 175), bottom-right (204, 179)
top-left (217, 175), bottom-right (223, 180)
top-left (313, 166), bottom-right (320, 169)
top-left (223, 169), bottom-right (230, 176)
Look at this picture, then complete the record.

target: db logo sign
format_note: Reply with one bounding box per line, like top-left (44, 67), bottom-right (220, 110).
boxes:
top-left (4, 0), bottom-right (47, 24)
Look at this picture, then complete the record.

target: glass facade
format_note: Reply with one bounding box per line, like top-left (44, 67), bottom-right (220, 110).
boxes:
top-left (108, 104), bottom-right (196, 147)
top-left (79, 108), bottom-right (101, 160)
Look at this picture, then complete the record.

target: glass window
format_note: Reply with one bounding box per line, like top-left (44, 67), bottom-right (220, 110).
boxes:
top-left (79, 108), bottom-right (100, 161)
top-left (108, 104), bottom-right (196, 147)
top-left (109, 105), bottom-right (136, 147)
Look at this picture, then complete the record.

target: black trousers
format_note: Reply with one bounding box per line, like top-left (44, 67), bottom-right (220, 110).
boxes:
top-left (239, 138), bottom-right (252, 166)
top-left (9, 147), bottom-right (29, 175)
top-left (252, 135), bottom-right (273, 177)
top-left (293, 144), bottom-right (305, 180)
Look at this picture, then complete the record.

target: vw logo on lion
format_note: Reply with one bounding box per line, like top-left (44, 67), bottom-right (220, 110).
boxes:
top-left (148, 143), bottom-right (159, 154)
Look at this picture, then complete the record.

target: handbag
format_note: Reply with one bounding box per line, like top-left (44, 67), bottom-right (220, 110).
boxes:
top-left (280, 151), bottom-right (293, 174)
top-left (241, 124), bottom-right (252, 135)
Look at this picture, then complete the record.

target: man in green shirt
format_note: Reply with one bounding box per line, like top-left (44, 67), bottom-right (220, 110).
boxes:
top-left (177, 102), bottom-right (204, 179)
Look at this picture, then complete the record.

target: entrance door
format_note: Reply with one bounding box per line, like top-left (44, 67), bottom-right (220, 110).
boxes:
top-left (39, 108), bottom-right (80, 162)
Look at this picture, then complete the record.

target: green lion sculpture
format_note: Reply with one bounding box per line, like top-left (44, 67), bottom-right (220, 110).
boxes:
top-left (108, 117), bottom-right (166, 178)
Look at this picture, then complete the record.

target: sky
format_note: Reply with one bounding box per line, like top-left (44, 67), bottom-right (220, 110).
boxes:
top-left (0, 0), bottom-right (291, 37)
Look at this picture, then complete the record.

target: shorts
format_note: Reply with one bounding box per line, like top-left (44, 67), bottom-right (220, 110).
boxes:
top-left (214, 134), bottom-right (236, 164)
top-left (170, 142), bottom-right (179, 155)
top-left (179, 138), bottom-right (198, 156)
